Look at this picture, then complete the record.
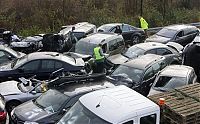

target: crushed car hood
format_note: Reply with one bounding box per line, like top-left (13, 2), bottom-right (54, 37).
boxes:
top-left (107, 54), bottom-right (129, 64)
top-left (14, 101), bottom-right (53, 122)
top-left (0, 81), bottom-right (21, 96)
top-left (146, 34), bottom-right (171, 43)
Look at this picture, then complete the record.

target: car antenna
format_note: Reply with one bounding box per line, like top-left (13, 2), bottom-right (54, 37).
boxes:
top-left (96, 94), bottom-right (105, 108)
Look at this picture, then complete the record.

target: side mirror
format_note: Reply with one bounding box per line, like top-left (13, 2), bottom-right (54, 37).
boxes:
top-left (31, 91), bottom-right (37, 95)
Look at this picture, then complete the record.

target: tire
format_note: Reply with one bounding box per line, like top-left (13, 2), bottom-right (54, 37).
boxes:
top-left (6, 101), bottom-right (21, 114)
top-left (131, 35), bottom-right (140, 45)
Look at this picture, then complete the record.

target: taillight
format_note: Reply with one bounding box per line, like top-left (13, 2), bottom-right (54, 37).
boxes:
top-left (0, 112), bottom-right (6, 121)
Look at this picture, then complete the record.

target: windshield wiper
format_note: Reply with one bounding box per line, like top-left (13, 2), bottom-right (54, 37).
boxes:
top-left (34, 100), bottom-right (45, 109)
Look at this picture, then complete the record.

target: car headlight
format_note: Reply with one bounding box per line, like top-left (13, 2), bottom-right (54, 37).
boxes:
top-left (24, 121), bottom-right (39, 124)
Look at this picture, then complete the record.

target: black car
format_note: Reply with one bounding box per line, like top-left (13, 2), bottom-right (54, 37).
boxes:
top-left (0, 52), bottom-right (85, 82)
top-left (182, 34), bottom-right (200, 80)
top-left (0, 45), bottom-right (25, 64)
top-left (107, 42), bottom-right (183, 66)
top-left (11, 82), bottom-right (113, 124)
top-left (146, 24), bottom-right (199, 46)
top-left (107, 54), bottom-right (171, 96)
top-left (97, 23), bottom-right (146, 45)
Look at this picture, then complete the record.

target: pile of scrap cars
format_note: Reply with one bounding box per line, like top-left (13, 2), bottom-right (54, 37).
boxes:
top-left (0, 22), bottom-right (200, 124)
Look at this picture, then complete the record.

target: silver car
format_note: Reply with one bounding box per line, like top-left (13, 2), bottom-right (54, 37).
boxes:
top-left (0, 78), bottom-right (46, 113)
top-left (148, 65), bottom-right (197, 96)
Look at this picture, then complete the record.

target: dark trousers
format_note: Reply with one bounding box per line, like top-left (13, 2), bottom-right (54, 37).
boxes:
top-left (94, 61), bottom-right (104, 73)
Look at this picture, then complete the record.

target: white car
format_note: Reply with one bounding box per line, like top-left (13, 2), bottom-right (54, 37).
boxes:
top-left (148, 65), bottom-right (197, 96)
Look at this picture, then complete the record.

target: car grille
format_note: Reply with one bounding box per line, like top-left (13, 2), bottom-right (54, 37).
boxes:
top-left (11, 113), bottom-right (24, 124)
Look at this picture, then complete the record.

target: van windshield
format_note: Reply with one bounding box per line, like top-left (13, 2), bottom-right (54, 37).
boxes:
top-left (58, 101), bottom-right (111, 124)
top-left (75, 40), bottom-right (97, 55)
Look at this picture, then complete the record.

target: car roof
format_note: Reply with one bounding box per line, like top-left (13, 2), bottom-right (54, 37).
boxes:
top-left (26, 52), bottom-right (76, 65)
top-left (59, 81), bottom-right (115, 96)
top-left (99, 23), bottom-right (125, 27)
top-left (134, 42), bottom-right (168, 50)
top-left (160, 65), bottom-right (193, 77)
top-left (165, 24), bottom-right (197, 31)
top-left (60, 22), bottom-right (96, 33)
top-left (123, 54), bottom-right (165, 70)
top-left (79, 32), bottom-right (122, 44)
top-left (80, 85), bottom-right (159, 123)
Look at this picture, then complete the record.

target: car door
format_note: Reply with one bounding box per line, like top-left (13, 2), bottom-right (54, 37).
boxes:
top-left (174, 30), bottom-right (189, 46)
top-left (16, 60), bottom-right (41, 79)
top-left (121, 24), bottom-right (132, 41)
top-left (183, 28), bottom-right (198, 45)
top-left (156, 48), bottom-right (178, 63)
top-left (38, 59), bottom-right (56, 79)
top-left (141, 67), bottom-right (154, 96)
top-left (55, 94), bottom-right (83, 123)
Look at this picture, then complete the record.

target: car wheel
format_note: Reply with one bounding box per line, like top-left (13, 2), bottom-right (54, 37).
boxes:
top-left (6, 101), bottom-right (21, 114)
top-left (131, 35), bottom-right (140, 45)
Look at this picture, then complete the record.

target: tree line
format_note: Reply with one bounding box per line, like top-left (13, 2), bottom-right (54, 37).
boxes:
top-left (0, 0), bottom-right (199, 36)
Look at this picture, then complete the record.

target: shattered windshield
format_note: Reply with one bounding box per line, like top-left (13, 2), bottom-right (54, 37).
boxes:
top-left (110, 65), bottom-right (143, 85)
top-left (58, 101), bottom-right (111, 124)
top-left (35, 89), bottom-right (69, 113)
top-left (75, 40), bottom-right (97, 55)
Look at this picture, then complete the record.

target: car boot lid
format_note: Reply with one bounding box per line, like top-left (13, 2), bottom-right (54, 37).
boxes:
top-left (0, 81), bottom-right (21, 96)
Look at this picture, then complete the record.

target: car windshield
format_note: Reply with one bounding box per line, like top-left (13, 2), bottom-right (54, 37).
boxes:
top-left (11, 54), bottom-right (27, 68)
top-left (122, 46), bottom-right (145, 58)
top-left (34, 89), bottom-right (69, 113)
top-left (98, 25), bottom-right (113, 32)
top-left (110, 65), bottom-right (144, 85)
top-left (75, 40), bottom-right (97, 55)
top-left (156, 28), bottom-right (177, 38)
top-left (154, 76), bottom-right (187, 89)
top-left (58, 101), bottom-right (111, 124)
